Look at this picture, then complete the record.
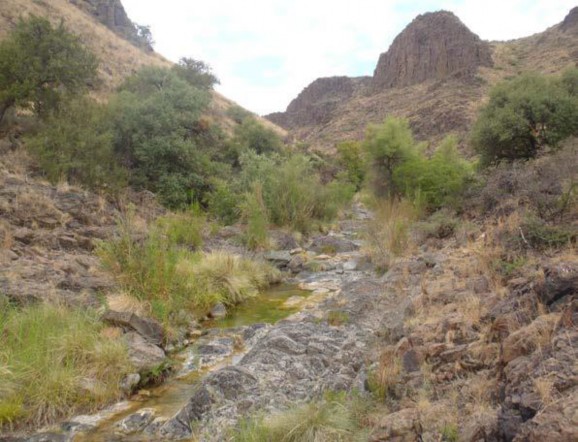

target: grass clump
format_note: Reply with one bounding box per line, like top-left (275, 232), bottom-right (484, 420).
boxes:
top-left (97, 209), bottom-right (280, 323)
top-left (0, 300), bottom-right (132, 429)
top-left (233, 394), bottom-right (369, 442)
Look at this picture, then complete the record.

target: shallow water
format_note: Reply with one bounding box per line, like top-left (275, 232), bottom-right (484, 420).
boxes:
top-left (77, 284), bottom-right (309, 441)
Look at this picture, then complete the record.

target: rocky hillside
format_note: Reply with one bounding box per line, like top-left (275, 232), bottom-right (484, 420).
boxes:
top-left (267, 8), bottom-right (578, 152)
top-left (0, 0), bottom-right (284, 135)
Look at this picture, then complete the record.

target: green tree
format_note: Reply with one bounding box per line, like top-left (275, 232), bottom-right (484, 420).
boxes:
top-left (172, 57), bottom-right (219, 90)
top-left (0, 16), bottom-right (98, 124)
top-left (471, 71), bottom-right (578, 166)
top-left (231, 118), bottom-right (283, 156)
top-left (363, 117), bottom-right (419, 198)
top-left (336, 141), bottom-right (365, 190)
top-left (110, 66), bottom-right (216, 208)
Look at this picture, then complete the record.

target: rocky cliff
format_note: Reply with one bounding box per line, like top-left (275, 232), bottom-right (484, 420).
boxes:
top-left (372, 11), bottom-right (492, 90)
top-left (70, 0), bottom-right (152, 50)
top-left (266, 8), bottom-right (578, 152)
top-left (267, 76), bottom-right (370, 129)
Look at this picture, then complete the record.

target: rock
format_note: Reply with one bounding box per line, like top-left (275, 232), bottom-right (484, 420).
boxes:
top-left (310, 235), bottom-right (359, 254)
top-left (343, 260), bottom-right (358, 271)
top-left (116, 408), bottom-right (156, 435)
top-left (269, 230), bottom-right (299, 250)
top-left (123, 332), bottom-right (166, 372)
top-left (266, 76), bottom-right (370, 129)
top-left (560, 6), bottom-right (578, 33)
top-left (24, 434), bottom-right (69, 442)
top-left (372, 11), bottom-right (492, 90)
top-left (514, 388), bottom-right (578, 441)
top-left (502, 314), bottom-right (559, 364)
top-left (536, 262), bottom-right (578, 307)
top-left (209, 302), bottom-right (227, 319)
top-left (288, 254), bottom-right (305, 273)
top-left (102, 310), bottom-right (164, 346)
top-left (263, 250), bottom-right (292, 268)
top-left (120, 373), bottom-right (141, 393)
top-left (369, 408), bottom-right (421, 441)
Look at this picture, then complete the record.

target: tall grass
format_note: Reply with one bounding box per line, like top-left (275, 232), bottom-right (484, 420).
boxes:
top-left (234, 394), bottom-right (370, 442)
top-left (97, 209), bottom-right (280, 323)
top-left (0, 300), bottom-right (132, 429)
top-left (364, 198), bottom-right (420, 272)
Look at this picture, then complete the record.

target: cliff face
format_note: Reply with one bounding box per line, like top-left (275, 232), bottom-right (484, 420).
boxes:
top-left (266, 76), bottom-right (371, 129)
top-left (560, 6), bottom-right (578, 33)
top-left (70, 0), bottom-right (152, 50)
top-left (372, 11), bottom-right (493, 90)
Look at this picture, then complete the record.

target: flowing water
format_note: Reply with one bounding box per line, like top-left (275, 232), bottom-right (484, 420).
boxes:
top-left (77, 284), bottom-right (310, 441)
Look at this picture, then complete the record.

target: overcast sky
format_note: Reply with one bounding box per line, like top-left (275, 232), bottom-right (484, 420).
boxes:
top-left (121, 0), bottom-right (576, 115)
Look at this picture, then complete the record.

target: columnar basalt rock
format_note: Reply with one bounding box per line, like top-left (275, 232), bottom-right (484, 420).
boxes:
top-left (372, 11), bottom-right (493, 90)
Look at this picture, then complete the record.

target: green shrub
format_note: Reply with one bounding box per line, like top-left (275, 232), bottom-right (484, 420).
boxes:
top-left (25, 97), bottom-right (126, 193)
top-left (471, 70), bottom-right (578, 166)
top-left (109, 66), bottom-right (217, 208)
top-left (231, 118), bottom-right (283, 155)
top-left (520, 217), bottom-right (576, 250)
top-left (241, 183), bottom-right (270, 250)
top-left (172, 57), bottom-right (219, 90)
top-left (0, 301), bottom-right (132, 429)
top-left (0, 15), bottom-right (98, 123)
top-left (336, 141), bottom-right (365, 190)
top-left (206, 179), bottom-right (241, 225)
top-left (413, 209), bottom-right (460, 240)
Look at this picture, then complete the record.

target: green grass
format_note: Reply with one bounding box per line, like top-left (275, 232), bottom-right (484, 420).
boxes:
top-left (97, 210), bottom-right (280, 325)
top-left (0, 300), bottom-right (132, 430)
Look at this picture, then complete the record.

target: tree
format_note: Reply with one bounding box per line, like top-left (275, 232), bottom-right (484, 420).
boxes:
top-left (362, 117), bottom-right (419, 198)
top-left (172, 57), bottom-right (219, 90)
top-left (0, 16), bottom-right (98, 124)
top-left (109, 67), bottom-right (216, 208)
top-left (230, 118), bottom-right (283, 156)
top-left (471, 71), bottom-right (578, 166)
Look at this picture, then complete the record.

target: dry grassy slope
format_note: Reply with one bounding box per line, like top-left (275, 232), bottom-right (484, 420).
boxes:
top-left (282, 19), bottom-right (578, 153)
top-left (0, 0), bottom-right (285, 136)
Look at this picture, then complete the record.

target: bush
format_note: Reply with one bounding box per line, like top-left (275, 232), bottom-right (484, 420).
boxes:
top-left (0, 16), bottom-right (98, 123)
top-left (172, 57), bottom-right (219, 90)
top-left (0, 301), bottom-right (132, 429)
top-left (109, 66), bottom-right (218, 208)
top-left (206, 179), bottom-right (241, 225)
top-left (25, 97), bottom-right (126, 193)
top-left (336, 141), bottom-right (365, 190)
top-left (231, 118), bottom-right (283, 155)
top-left (471, 70), bottom-right (578, 166)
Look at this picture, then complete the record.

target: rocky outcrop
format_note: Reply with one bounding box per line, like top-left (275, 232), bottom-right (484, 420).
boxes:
top-left (560, 6), bottom-right (578, 33)
top-left (70, 0), bottom-right (152, 51)
top-left (372, 11), bottom-right (493, 90)
top-left (266, 76), bottom-right (370, 129)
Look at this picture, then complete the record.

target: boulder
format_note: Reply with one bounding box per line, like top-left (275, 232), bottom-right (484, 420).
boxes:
top-left (102, 310), bottom-right (164, 346)
top-left (123, 332), bottom-right (166, 372)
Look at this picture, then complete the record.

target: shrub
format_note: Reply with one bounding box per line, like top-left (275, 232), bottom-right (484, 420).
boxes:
top-left (206, 179), bottom-right (241, 225)
top-left (394, 135), bottom-right (473, 210)
top-left (471, 70), bottom-right (578, 166)
top-left (0, 301), bottom-right (132, 429)
top-left (241, 183), bottom-right (270, 250)
top-left (363, 117), bottom-right (419, 199)
top-left (25, 97), bottom-right (126, 193)
top-left (0, 16), bottom-right (98, 124)
top-left (231, 118), bottom-right (283, 155)
top-left (109, 66), bottom-right (217, 208)
top-left (172, 57), bottom-right (219, 90)
top-left (336, 141), bottom-right (365, 190)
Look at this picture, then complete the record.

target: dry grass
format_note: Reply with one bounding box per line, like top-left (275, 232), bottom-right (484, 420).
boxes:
top-left (364, 198), bottom-right (420, 272)
top-left (370, 347), bottom-right (403, 400)
top-left (106, 292), bottom-right (150, 317)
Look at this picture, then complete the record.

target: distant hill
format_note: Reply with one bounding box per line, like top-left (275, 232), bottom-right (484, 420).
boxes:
top-left (266, 8), bottom-right (578, 152)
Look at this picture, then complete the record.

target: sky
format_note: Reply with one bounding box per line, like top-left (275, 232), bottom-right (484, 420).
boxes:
top-left (121, 0), bottom-right (576, 115)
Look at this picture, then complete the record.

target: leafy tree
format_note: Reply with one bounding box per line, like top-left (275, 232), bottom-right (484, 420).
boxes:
top-left (471, 71), bottom-right (578, 166)
top-left (362, 117), bottom-right (420, 198)
top-left (110, 67), bottom-right (216, 208)
top-left (0, 16), bottom-right (98, 124)
top-left (172, 57), bottom-right (219, 90)
top-left (231, 118), bottom-right (283, 156)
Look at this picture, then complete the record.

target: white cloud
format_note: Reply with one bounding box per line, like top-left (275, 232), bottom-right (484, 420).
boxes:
top-left (121, 0), bottom-right (576, 115)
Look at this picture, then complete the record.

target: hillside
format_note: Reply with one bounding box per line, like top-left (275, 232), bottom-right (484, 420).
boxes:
top-left (0, 0), bottom-right (284, 135)
top-left (266, 8), bottom-right (578, 152)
